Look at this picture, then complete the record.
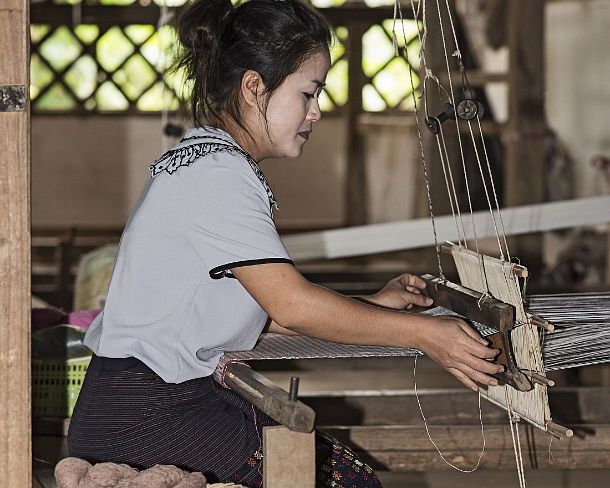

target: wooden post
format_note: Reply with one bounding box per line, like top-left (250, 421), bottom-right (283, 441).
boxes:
top-left (345, 22), bottom-right (368, 226)
top-left (505, 0), bottom-right (546, 273)
top-left (0, 0), bottom-right (31, 486)
top-left (419, 0), bottom-right (462, 218)
top-left (263, 426), bottom-right (315, 488)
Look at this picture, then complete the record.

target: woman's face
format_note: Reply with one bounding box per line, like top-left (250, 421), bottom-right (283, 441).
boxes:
top-left (258, 50), bottom-right (331, 159)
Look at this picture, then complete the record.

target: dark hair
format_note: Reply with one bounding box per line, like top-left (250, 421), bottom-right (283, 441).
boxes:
top-left (175, 0), bottom-right (332, 135)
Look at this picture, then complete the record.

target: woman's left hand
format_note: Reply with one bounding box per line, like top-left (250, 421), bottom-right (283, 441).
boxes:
top-left (359, 273), bottom-right (433, 310)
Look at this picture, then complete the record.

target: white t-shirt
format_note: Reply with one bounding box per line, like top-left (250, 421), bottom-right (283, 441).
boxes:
top-left (84, 127), bottom-right (292, 383)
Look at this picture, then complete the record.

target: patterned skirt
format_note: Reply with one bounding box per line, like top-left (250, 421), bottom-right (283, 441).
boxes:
top-left (68, 356), bottom-right (382, 487)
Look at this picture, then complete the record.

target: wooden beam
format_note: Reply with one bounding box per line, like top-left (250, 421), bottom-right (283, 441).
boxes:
top-left (224, 363), bottom-right (315, 433)
top-left (0, 0), bottom-right (31, 485)
top-left (305, 386), bottom-right (610, 427)
top-left (30, 4), bottom-right (412, 28)
top-left (323, 424), bottom-right (610, 470)
top-left (282, 196), bottom-right (610, 261)
top-left (345, 22), bottom-right (368, 226)
top-left (504, 0), bottom-right (546, 273)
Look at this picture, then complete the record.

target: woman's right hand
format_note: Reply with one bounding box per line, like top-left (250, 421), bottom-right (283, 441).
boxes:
top-left (415, 315), bottom-right (504, 391)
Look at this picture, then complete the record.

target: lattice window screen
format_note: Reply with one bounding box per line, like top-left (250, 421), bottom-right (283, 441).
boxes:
top-left (31, 23), bottom-right (183, 113)
top-left (30, 1), bottom-right (420, 114)
top-left (362, 19), bottom-right (421, 111)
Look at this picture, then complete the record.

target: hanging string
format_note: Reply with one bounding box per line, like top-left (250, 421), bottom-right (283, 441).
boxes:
top-left (438, 0), bottom-right (512, 261)
top-left (466, 121), bottom-right (506, 260)
top-left (436, 127), bottom-right (464, 246)
top-left (430, 0), bottom-right (484, 260)
top-left (476, 116), bottom-right (512, 259)
top-left (395, 0), bottom-right (445, 280)
top-left (413, 355), bottom-right (486, 472)
top-left (397, 2), bottom-right (487, 472)
top-left (430, 0), bottom-right (492, 292)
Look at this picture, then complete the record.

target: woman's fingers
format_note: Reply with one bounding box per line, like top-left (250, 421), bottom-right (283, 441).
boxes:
top-left (403, 291), bottom-right (433, 307)
top-left (465, 337), bottom-right (500, 360)
top-left (396, 273), bottom-right (427, 290)
top-left (446, 354), bottom-right (501, 388)
top-left (446, 367), bottom-right (479, 391)
top-left (458, 321), bottom-right (490, 345)
top-left (463, 354), bottom-right (504, 376)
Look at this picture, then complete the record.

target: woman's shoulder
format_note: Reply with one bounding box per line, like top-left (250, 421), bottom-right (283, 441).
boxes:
top-left (149, 126), bottom-right (249, 178)
top-left (149, 126), bottom-right (278, 208)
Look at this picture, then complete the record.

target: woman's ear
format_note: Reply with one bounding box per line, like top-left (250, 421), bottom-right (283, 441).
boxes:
top-left (241, 70), bottom-right (264, 108)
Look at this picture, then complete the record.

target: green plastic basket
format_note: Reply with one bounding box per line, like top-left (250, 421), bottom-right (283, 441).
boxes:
top-left (32, 355), bottom-right (91, 418)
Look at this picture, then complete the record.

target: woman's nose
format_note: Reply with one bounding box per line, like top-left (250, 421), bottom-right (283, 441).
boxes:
top-left (307, 99), bottom-right (322, 122)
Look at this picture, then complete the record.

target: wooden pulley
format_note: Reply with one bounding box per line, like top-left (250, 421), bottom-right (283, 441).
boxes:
top-left (457, 98), bottom-right (484, 121)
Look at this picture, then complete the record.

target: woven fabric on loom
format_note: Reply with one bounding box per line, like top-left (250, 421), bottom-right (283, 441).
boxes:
top-left (225, 334), bottom-right (422, 361)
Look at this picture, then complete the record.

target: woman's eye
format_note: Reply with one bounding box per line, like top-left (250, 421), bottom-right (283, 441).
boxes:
top-left (303, 92), bottom-right (315, 99)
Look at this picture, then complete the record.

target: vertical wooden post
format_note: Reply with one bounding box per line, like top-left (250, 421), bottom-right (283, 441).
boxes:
top-left (263, 426), bottom-right (315, 488)
top-left (420, 2), bottom-right (461, 218)
top-left (0, 0), bottom-right (31, 486)
top-left (345, 21), bottom-right (368, 226)
top-left (505, 0), bottom-right (546, 273)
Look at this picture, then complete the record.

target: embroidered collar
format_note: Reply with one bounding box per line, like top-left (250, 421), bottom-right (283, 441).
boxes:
top-left (149, 127), bottom-right (278, 210)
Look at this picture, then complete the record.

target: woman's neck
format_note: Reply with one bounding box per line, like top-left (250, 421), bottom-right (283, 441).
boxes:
top-left (215, 118), bottom-right (265, 162)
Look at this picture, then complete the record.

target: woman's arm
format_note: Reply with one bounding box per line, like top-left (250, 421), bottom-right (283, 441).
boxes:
top-left (233, 262), bottom-right (503, 391)
top-left (263, 317), bottom-right (300, 336)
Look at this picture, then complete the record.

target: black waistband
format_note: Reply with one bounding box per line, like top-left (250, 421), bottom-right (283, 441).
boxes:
top-left (89, 355), bottom-right (156, 375)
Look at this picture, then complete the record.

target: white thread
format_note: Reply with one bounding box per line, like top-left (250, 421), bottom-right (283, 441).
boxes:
top-left (414, 356), bottom-right (485, 472)
top-left (438, 125), bottom-right (468, 246)
top-left (396, 0), bottom-right (445, 279)
top-left (432, 0), bottom-right (483, 261)
top-left (466, 122), bottom-right (505, 259)
top-left (435, 133), bottom-right (464, 247)
top-left (476, 116), bottom-right (512, 259)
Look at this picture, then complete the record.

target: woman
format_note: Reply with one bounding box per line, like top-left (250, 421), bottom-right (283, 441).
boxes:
top-left (68, 0), bottom-right (502, 486)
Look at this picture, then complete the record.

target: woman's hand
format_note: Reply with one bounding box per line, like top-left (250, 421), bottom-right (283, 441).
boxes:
top-left (360, 273), bottom-right (433, 310)
top-left (416, 315), bottom-right (503, 391)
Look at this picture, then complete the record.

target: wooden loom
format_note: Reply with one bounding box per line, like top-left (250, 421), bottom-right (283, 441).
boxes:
top-left (216, 0), bottom-right (608, 482)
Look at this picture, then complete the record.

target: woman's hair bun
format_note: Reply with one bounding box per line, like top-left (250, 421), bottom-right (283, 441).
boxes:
top-left (177, 0), bottom-right (233, 54)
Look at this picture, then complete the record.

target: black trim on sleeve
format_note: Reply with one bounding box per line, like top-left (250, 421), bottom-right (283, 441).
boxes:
top-left (209, 258), bottom-right (294, 280)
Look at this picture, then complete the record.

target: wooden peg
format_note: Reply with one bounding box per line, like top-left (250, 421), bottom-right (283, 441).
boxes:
top-left (529, 314), bottom-right (555, 332)
top-left (524, 370), bottom-right (555, 387)
top-left (546, 421), bottom-right (573, 439)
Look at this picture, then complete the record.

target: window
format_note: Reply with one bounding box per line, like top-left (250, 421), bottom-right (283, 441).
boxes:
top-left (30, 0), bottom-right (420, 113)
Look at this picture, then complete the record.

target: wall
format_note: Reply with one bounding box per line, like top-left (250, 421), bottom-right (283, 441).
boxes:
top-left (31, 116), bottom-right (349, 228)
top-left (31, 114), bottom-right (424, 229)
top-left (546, 0), bottom-right (610, 197)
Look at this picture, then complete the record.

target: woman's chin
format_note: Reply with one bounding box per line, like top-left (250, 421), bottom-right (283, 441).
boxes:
top-left (281, 146), bottom-right (304, 159)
